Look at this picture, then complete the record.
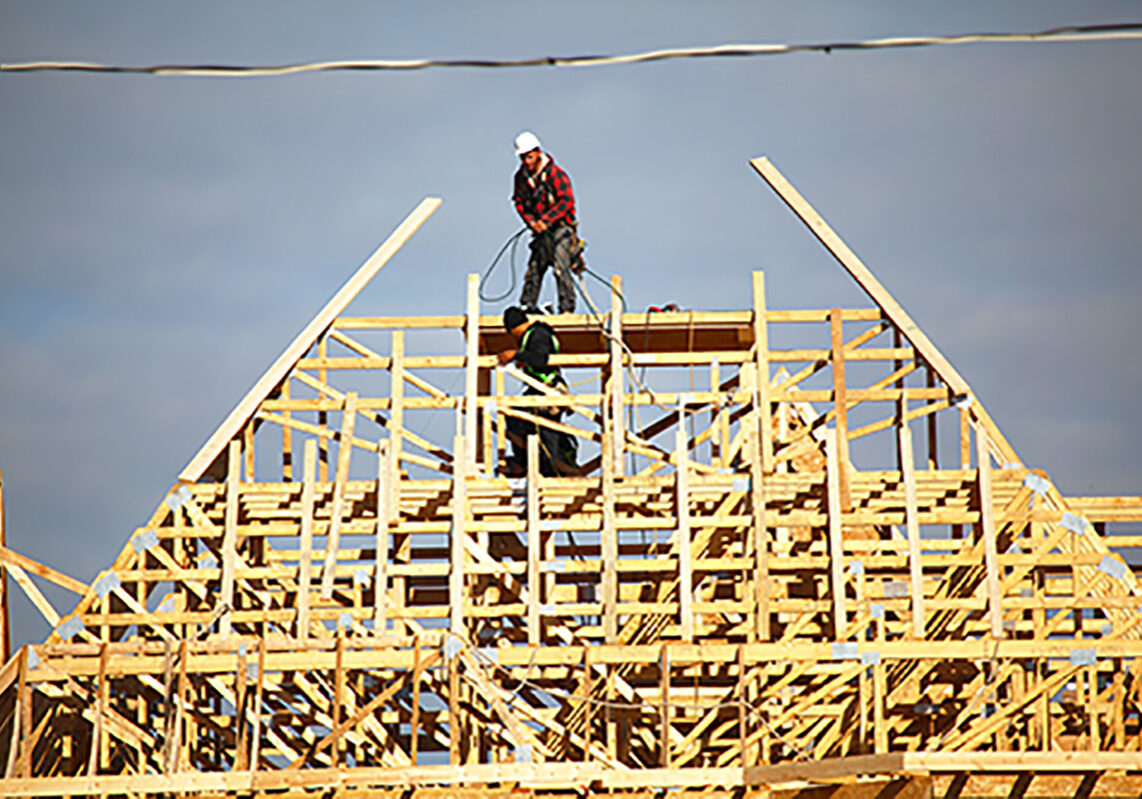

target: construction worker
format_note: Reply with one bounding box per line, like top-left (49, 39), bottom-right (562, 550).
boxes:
top-left (497, 306), bottom-right (578, 477)
top-left (512, 131), bottom-right (579, 314)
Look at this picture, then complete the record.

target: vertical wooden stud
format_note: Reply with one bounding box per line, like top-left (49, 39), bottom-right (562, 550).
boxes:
top-left (234, 644), bottom-right (248, 771)
top-left (448, 643), bottom-right (461, 766)
top-left (926, 367), bottom-right (939, 470)
top-left (87, 644), bottom-right (108, 775)
top-left (826, 428), bottom-right (848, 640)
top-left (659, 644), bottom-right (670, 767)
top-left (898, 424), bottom-right (926, 639)
top-left (332, 637), bottom-right (345, 766)
top-left (737, 646), bottom-right (749, 767)
top-left (583, 647), bottom-right (593, 762)
top-left (466, 274), bottom-right (480, 470)
top-left (390, 331), bottom-right (407, 634)
top-left (243, 418), bottom-right (255, 482)
top-left (753, 271), bottom-right (774, 473)
top-left (318, 335), bottom-right (329, 482)
top-left (410, 636), bottom-right (423, 764)
top-left (610, 274), bottom-right (625, 476)
top-left (829, 308), bottom-right (852, 510)
top-left (748, 364), bottom-right (770, 642)
top-left (450, 434), bottom-right (467, 635)
top-left (281, 380), bottom-right (293, 481)
top-left (320, 391), bottom-right (358, 598)
top-left (676, 418), bottom-right (693, 642)
top-left (602, 425), bottom-right (618, 644)
top-left (18, 646), bottom-right (31, 778)
top-left (220, 440), bottom-right (241, 638)
top-left (975, 423), bottom-right (1004, 639)
top-left (297, 439), bottom-right (317, 639)
top-left (527, 435), bottom-right (541, 646)
top-left (250, 637), bottom-right (265, 770)
top-left (374, 439), bottom-right (389, 631)
top-left (873, 657), bottom-right (887, 753)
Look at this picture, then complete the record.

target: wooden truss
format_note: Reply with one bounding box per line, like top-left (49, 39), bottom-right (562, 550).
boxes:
top-left (1, 160), bottom-right (1141, 798)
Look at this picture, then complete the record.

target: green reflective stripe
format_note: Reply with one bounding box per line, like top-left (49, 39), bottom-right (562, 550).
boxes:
top-left (519, 325), bottom-right (560, 384)
top-left (520, 326), bottom-right (560, 353)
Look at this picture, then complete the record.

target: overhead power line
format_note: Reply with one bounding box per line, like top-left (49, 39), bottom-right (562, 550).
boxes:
top-left (3, 22), bottom-right (1141, 78)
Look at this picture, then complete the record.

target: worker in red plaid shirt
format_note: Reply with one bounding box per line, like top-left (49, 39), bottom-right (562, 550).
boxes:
top-left (512, 131), bottom-right (580, 314)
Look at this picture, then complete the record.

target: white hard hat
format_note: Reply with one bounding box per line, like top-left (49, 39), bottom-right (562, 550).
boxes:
top-left (514, 131), bottom-right (542, 156)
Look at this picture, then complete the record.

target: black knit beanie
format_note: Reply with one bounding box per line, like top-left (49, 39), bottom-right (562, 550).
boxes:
top-left (502, 306), bottom-right (528, 331)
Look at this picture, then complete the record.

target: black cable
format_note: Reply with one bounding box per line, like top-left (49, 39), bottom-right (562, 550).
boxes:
top-left (478, 228), bottom-right (528, 303)
top-left (7, 23), bottom-right (1140, 78)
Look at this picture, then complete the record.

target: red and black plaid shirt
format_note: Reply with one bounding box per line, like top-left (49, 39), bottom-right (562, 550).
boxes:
top-left (513, 156), bottom-right (577, 228)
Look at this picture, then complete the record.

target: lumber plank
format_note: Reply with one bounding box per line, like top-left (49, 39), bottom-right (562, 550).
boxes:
top-left (178, 197), bottom-right (441, 483)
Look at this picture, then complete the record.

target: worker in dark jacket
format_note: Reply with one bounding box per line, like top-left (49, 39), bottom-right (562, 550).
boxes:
top-left (512, 131), bottom-right (579, 314)
top-left (497, 306), bottom-right (578, 477)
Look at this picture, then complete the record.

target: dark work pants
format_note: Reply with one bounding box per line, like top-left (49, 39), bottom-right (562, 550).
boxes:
top-left (520, 225), bottom-right (576, 313)
top-left (506, 409), bottom-right (567, 477)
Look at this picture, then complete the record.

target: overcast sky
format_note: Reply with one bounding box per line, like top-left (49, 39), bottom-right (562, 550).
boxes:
top-left (1, 2), bottom-right (1140, 648)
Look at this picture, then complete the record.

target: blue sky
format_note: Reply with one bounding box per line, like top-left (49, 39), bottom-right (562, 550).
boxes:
top-left (1, 2), bottom-right (1140, 647)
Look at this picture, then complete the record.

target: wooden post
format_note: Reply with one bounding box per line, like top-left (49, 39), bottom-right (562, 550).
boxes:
top-left (18, 646), bottom-right (31, 778)
top-left (826, 428), bottom-right (848, 640)
top-left (87, 644), bottom-right (108, 775)
top-left (527, 436), bottom-right (540, 645)
top-left (898, 424), bottom-right (926, 638)
top-left (250, 637), bottom-right (265, 770)
top-left (4, 649), bottom-right (22, 778)
top-left (173, 640), bottom-right (188, 773)
top-left (605, 663), bottom-right (617, 761)
top-left (318, 335), bottom-right (330, 482)
top-left (829, 308), bottom-right (852, 511)
top-left (480, 373), bottom-right (493, 472)
top-left (332, 637), bottom-right (345, 766)
top-left (450, 435), bottom-right (467, 635)
top-left (753, 271), bottom-right (773, 473)
top-left (243, 418), bottom-right (255, 482)
top-left (495, 368), bottom-right (507, 471)
top-left (975, 423), bottom-right (1004, 639)
top-left (610, 274), bottom-right (625, 475)
top-left (410, 636), bottom-right (422, 764)
top-left (873, 657), bottom-right (887, 753)
top-left (281, 380), bottom-right (293, 481)
top-left (448, 642), bottom-right (461, 765)
top-left (710, 358), bottom-right (721, 467)
top-left (297, 439), bottom-right (317, 639)
top-left (466, 274), bottom-right (480, 470)
top-left (320, 391), bottom-right (358, 598)
top-left (234, 644), bottom-right (248, 771)
top-left (737, 646), bottom-right (749, 767)
top-left (220, 440), bottom-right (241, 637)
top-left (390, 331), bottom-right (406, 634)
top-left (676, 418), bottom-right (693, 642)
top-left (926, 367), bottom-right (940, 469)
top-left (659, 644), bottom-right (670, 767)
top-left (748, 362), bottom-right (770, 642)
top-left (602, 425), bottom-right (618, 644)
top-left (374, 439), bottom-right (389, 631)
top-left (583, 647), bottom-right (593, 762)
